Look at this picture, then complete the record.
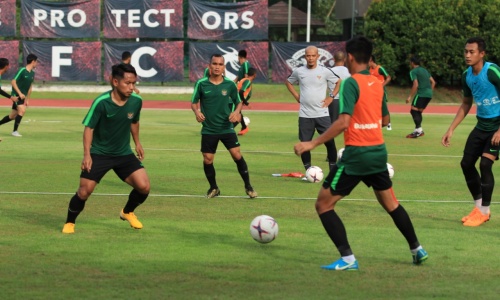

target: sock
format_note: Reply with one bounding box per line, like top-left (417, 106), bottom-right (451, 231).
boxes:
top-left (301, 151), bottom-right (311, 171)
top-left (416, 127), bottom-right (423, 133)
top-left (123, 189), bottom-right (149, 214)
top-left (0, 115), bottom-right (12, 125)
top-left (319, 210), bottom-right (353, 257)
top-left (410, 110), bottom-right (422, 129)
top-left (13, 115), bottom-right (23, 131)
top-left (66, 193), bottom-right (86, 224)
top-left (341, 254), bottom-right (356, 263)
top-left (461, 155), bottom-right (482, 201)
top-left (410, 245), bottom-right (423, 255)
top-left (479, 157), bottom-right (494, 211)
top-left (389, 205), bottom-right (420, 250)
top-left (240, 114), bottom-right (247, 130)
top-left (235, 157), bottom-right (251, 188)
top-left (203, 163), bottom-right (217, 189)
top-left (474, 199), bottom-right (482, 209)
top-left (325, 139), bottom-right (337, 164)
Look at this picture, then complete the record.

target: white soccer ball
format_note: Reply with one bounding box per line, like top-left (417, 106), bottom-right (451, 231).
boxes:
top-left (387, 163), bottom-right (395, 179)
top-left (250, 215), bottom-right (278, 243)
top-left (243, 116), bottom-right (250, 125)
top-left (305, 166), bottom-right (324, 183)
top-left (337, 147), bottom-right (345, 161)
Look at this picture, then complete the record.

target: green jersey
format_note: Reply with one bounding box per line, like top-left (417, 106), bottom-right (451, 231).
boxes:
top-left (82, 91), bottom-right (142, 156)
top-left (409, 66), bottom-right (433, 98)
top-left (237, 60), bottom-right (252, 81)
top-left (191, 77), bottom-right (240, 135)
top-left (11, 67), bottom-right (35, 96)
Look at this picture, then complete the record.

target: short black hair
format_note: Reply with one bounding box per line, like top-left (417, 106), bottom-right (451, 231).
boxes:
top-left (370, 55), bottom-right (376, 63)
top-left (247, 67), bottom-right (256, 77)
top-left (466, 37), bottom-right (486, 52)
top-left (112, 63), bottom-right (137, 79)
top-left (27, 54), bottom-right (37, 64)
top-left (210, 53), bottom-right (224, 62)
top-left (345, 36), bottom-right (372, 64)
top-left (238, 50), bottom-right (247, 58)
top-left (0, 58), bottom-right (9, 69)
top-left (410, 55), bottom-right (421, 65)
top-left (122, 51), bottom-right (132, 61)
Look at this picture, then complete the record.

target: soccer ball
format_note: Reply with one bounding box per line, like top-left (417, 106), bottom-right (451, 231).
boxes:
top-left (243, 116), bottom-right (250, 125)
top-left (250, 215), bottom-right (278, 243)
top-left (387, 163), bottom-right (395, 179)
top-left (305, 166), bottom-right (324, 183)
top-left (337, 147), bottom-right (345, 161)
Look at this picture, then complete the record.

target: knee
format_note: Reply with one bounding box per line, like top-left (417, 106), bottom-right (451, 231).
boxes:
top-left (136, 180), bottom-right (151, 194)
top-left (460, 157), bottom-right (475, 171)
top-left (76, 187), bottom-right (93, 200)
top-left (479, 157), bottom-right (494, 172)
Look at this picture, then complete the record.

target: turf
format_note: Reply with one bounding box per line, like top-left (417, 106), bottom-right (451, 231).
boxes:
top-left (1, 108), bottom-right (499, 299)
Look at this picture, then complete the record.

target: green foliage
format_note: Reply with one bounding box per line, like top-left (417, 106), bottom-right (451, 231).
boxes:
top-left (364, 0), bottom-right (500, 86)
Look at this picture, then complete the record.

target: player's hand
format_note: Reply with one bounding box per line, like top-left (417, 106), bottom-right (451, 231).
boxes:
top-left (229, 111), bottom-right (240, 123)
top-left (441, 131), bottom-right (452, 147)
top-left (19, 93), bottom-right (25, 100)
top-left (294, 141), bottom-right (314, 156)
top-left (10, 96), bottom-right (17, 103)
top-left (135, 144), bottom-right (145, 161)
top-left (81, 156), bottom-right (92, 172)
top-left (491, 131), bottom-right (500, 146)
top-left (322, 97), bottom-right (333, 108)
top-left (195, 111), bottom-right (205, 123)
top-left (406, 97), bottom-right (410, 104)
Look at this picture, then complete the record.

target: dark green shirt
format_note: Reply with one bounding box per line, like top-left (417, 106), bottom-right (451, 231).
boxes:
top-left (11, 67), bottom-right (35, 96)
top-left (191, 77), bottom-right (240, 135)
top-left (410, 66), bottom-right (433, 98)
top-left (237, 60), bottom-right (252, 81)
top-left (82, 91), bottom-right (142, 156)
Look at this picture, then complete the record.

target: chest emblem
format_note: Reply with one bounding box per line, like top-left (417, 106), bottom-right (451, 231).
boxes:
top-left (221, 89), bottom-right (228, 96)
top-left (127, 112), bottom-right (134, 119)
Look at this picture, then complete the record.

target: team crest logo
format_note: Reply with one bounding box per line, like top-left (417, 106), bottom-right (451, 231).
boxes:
top-left (286, 48), bottom-right (334, 70)
top-left (317, 76), bottom-right (322, 80)
top-left (221, 89), bottom-right (228, 96)
top-left (127, 112), bottom-right (134, 119)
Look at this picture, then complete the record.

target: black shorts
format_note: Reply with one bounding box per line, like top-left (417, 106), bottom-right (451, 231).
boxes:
top-left (299, 116), bottom-right (332, 141)
top-left (80, 153), bottom-right (144, 183)
top-left (12, 98), bottom-right (25, 109)
top-left (411, 96), bottom-right (431, 109)
top-left (464, 127), bottom-right (500, 160)
top-left (322, 164), bottom-right (392, 196)
top-left (201, 133), bottom-right (240, 154)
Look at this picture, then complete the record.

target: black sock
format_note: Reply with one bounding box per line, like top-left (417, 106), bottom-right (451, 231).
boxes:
top-left (0, 115), bottom-right (12, 125)
top-left (240, 114), bottom-right (247, 129)
top-left (13, 115), bottom-right (23, 131)
top-left (461, 155), bottom-right (482, 200)
top-left (66, 193), bottom-right (86, 224)
top-left (410, 110), bottom-right (422, 128)
top-left (479, 157), bottom-right (494, 206)
top-left (203, 163), bottom-right (217, 189)
top-left (301, 151), bottom-right (311, 171)
top-left (389, 205), bottom-right (420, 250)
top-left (235, 157), bottom-right (251, 188)
top-left (123, 189), bottom-right (149, 214)
top-left (319, 210), bottom-right (353, 256)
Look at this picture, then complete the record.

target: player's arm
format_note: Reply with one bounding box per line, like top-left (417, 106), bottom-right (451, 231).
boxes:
top-left (25, 85), bottom-right (33, 107)
top-left (285, 72), bottom-right (300, 102)
top-left (487, 65), bottom-right (500, 146)
top-left (131, 121), bottom-right (144, 161)
top-left (11, 78), bottom-right (23, 99)
top-left (81, 126), bottom-right (94, 172)
top-left (442, 72), bottom-right (472, 147)
top-left (0, 88), bottom-right (11, 99)
top-left (229, 83), bottom-right (243, 122)
top-left (406, 77), bottom-right (418, 104)
top-left (191, 81), bottom-right (205, 123)
top-left (430, 76), bottom-right (436, 90)
top-left (379, 67), bottom-right (391, 86)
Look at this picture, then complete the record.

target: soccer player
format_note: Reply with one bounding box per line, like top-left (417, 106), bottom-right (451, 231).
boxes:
top-left (0, 58), bottom-right (17, 102)
top-left (234, 49), bottom-right (252, 83)
top-left (191, 54), bottom-right (257, 199)
top-left (121, 51), bottom-right (140, 94)
top-left (62, 63), bottom-right (150, 234)
top-left (285, 46), bottom-right (338, 172)
top-left (442, 37), bottom-right (500, 227)
top-left (369, 55), bottom-right (392, 130)
top-left (234, 67), bottom-right (257, 136)
top-left (294, 36), bottom-right (428, 270)
top-left (406, 56), bottom-right (436, 138)
top-left (0, 54), bottom-right (37, 137)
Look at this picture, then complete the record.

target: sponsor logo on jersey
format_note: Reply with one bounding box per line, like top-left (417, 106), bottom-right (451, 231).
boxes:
top-left (353, 122), bottom-right (379, 129)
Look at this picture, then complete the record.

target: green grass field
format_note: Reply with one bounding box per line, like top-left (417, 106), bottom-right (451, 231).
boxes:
top-left (1, 108), bottom-right (500, 299)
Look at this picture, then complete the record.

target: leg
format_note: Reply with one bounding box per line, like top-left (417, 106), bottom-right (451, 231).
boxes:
top-left (13, 105), bottom-right (26, 135)
top-left (0, 109), bottom-right (16, 126)
top-left (463, 155), bottom-right (495, 226)
top-left (123, 168), bottom-right (151, 214)
top-left (298, 118), bottom-right (316, 170)
top-left (62, 178), bottom-right (97, 234)
top-left (229, 146), bottom-right (256, 198)
top-left (203, 152), bottom-right (219, 197)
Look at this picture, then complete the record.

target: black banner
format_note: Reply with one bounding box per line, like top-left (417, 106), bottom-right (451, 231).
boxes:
top-left (103, 42), bottom-right (184, 82)
top-left (188, 0), bottom-right (268, 41)
top-left (23, 41), bottom-right (102, 82)
top-left (270, 42), bottom-right (346, 83)
top-left (21, 0), bottom-right (100, 38)
top-left (0, 40), bottom-right (20, 80)
top-left (0, 0), bottom-right (16, 37)
top-left (189, 41), bottom-right (268, 83)
top-left (103, 0), bottom-right (183, 39)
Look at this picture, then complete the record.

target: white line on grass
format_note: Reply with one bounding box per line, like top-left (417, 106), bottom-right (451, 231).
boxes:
top-left (0, 191), bottom-right (473, 203)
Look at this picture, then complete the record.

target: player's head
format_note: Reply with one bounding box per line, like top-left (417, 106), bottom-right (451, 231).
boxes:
top-left (26, 54), bottom-right (37, 65)
top-left (304, 46), bottom-right (319, 68)
top-left (209, 54), bottom-right (225, 77)
top-left (238, 50), bottom-right (247, 58)
top-left (111, 63), bottom-right (137, 97)
top-left (0, 58), bottom-right (10, 74)
top-left (464, 37), bottom-right (486, 67)
top-left (410, 55), bottom-right (421, 67)
top-left (345, 36), bottom-right (372, 71)
top-left (247, 67), bottom-right (257, 81)
top-left (122, 51), bottom-right (132, 63)
top-left (369, 54), bottom-right (377, 67)
top-left (334, 51), bottom-right (346, 65)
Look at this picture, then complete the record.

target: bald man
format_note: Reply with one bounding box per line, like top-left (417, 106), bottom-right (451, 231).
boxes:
top-left (328, 51), bottom-right (351, 123)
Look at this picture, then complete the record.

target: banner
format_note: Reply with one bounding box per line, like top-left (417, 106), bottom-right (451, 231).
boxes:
top-left (21, 0), bottom-right (100, 38)
top-left (0, 40), bottom-right (20, 80)
top-left (189, 42), bottom-right (268, 83)
top-left (0, 0), bottom-right (16, 37)
top-left (103, 42), bottom-right (184, 82)
top-left (270, 42), bottom-right (346, 83)
top-left (188, 0), bottom-right (268, 41)
top-left (23, 41), bottom-right (101, 82)
top-left (103, 0), bottom-right (183, 39)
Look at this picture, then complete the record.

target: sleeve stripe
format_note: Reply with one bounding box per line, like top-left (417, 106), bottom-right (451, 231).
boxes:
top-left (82, 94), bottom-right (109, 126)
top-left (13, 68), bottom-right (26, 80)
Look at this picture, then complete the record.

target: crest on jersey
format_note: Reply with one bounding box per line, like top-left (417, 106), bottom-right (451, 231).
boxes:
top-left (127, 113), bottom-right (134, 119)
top-left (221, 89), bottom-right (228, 96)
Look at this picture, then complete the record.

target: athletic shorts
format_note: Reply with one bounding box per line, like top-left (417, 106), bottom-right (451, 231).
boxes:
top-left (411, 96), bottom-right (431, 109)
top-left (12, 98), bottom-right (25, 109)
top-left (322, 163), bottom-right (392, 196)
top-left (328, 99), bottom-right (339, 124)
top-left (201, 133), bottom-right (240, 154)
top-left (464, 127), bottom-right (500, 160)
top-left (80, 153), bottom-right (144, 183)
top-left (299, 116), bottom-right (332, 141)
